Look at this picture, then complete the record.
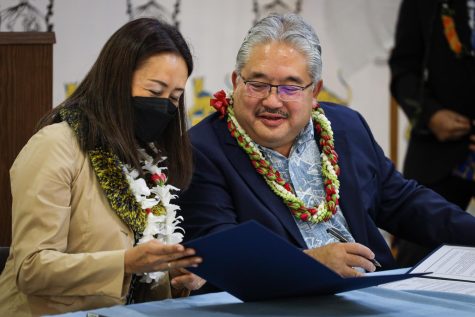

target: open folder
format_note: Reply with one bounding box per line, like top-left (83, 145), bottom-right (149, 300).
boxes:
top-left (184, 221), bottom-right (424, 301)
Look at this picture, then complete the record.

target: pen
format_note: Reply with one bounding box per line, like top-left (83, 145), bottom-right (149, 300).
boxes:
top-left (326, 227), bottom-right (382, 268)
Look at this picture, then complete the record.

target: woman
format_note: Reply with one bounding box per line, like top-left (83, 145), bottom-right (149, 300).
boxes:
top-left (0, 18), bottom-right (205, 316)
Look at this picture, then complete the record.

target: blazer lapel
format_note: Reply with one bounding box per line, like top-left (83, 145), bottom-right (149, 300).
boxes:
top-left (332, 127), bottom-right (369, 245)
top-left (212, 112), bottom-right (371, 248)
top-left (213, 119), bottom-right (307, 248)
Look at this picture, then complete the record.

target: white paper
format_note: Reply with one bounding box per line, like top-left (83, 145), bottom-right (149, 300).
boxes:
top-left (379, 245), bottom-right (475, 296)
top-left (381, 277), bottom-right (475, 295)
top-left (410, 245), bottom-right (475, 282)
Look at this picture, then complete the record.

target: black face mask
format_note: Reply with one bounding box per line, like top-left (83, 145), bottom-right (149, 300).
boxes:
top-left (131, 96), bottom-right (178, 143)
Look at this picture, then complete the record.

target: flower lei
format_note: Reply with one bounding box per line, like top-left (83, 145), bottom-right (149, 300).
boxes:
top-left (441, 2), bottom-right (474, 57)
top-left (60, 107), bottom-right (183, 283)
top-left (122, 150), bottom-right (184, 283)
top-left (210, 90), bottom-right (340, 223)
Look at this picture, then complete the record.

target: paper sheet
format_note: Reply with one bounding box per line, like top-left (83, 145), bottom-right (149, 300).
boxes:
top-left (410, 245), bottom-right (475, 282)
top-left (381, 277), bottom-right (475, 295)
top-left (380, 245), bottom-right (475, 296)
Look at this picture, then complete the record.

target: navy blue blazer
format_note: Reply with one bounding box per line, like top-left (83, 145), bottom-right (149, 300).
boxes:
top-left (179, 103), bottom-right (475, 269)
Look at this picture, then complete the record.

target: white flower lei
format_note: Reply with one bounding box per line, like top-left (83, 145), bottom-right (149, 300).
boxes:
top-left (123, 148), bottom-right (184, 283)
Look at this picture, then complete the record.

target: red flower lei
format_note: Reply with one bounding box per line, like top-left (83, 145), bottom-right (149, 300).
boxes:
top-left (210, 90), bottom-right (230, 118)
top-left (210, 90), bottom-right (340, 223)
top-left (441, 2), bottom-right (473, 57)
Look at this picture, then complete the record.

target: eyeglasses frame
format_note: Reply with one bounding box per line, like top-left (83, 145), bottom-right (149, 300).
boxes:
top-left (239, 75), bottom-right (314, 101)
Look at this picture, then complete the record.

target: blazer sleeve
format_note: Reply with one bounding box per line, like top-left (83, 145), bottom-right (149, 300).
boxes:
top-left (9, 124), bottom-right (128, 298)
top-left (353, 112), bottom-right (475, 246)
top-left (389, 0), bottom-right (442, 132)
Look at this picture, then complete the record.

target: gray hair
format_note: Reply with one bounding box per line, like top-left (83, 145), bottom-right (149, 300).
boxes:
top-left (235, 13), bottom-right (322, 82)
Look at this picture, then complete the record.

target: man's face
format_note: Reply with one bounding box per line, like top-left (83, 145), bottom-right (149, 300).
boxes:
top-left (232, 41), bottom-right (321, 157)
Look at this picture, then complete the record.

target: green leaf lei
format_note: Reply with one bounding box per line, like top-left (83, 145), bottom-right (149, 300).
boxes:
top-left (60, 107), bottom-right (148, 234)
top-left (210, 90), bottom-right (341, 223)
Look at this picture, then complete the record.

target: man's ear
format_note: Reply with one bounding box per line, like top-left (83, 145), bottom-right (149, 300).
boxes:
top-left (231, 71), bottom-right (239, 90)
top-left (313, 80), bottom-right (323, 99)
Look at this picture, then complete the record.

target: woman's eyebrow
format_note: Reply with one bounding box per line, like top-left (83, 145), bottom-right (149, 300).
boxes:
top-left (148, 79), bottom-right (184, 92)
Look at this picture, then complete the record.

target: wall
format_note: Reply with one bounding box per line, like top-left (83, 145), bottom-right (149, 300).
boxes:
top-left (0, 0), bottom-right (407, 166)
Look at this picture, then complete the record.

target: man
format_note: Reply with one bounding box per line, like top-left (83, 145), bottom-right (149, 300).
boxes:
top-left (389, 0), bottom-right (475, 266)
top-left (178, 14), bottom-right (475, 277)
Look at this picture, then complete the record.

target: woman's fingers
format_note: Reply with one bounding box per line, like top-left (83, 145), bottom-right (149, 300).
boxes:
top-left (161, 255), bottom-right (202, 272)
top-left (147, 243), bottom-right (195, 261)
top-left (145, 239), bottom-right (186, 254)
top-left (170, 269), bottom-right (206, 290)
top-left (124, 240), bottom-right (202, 274)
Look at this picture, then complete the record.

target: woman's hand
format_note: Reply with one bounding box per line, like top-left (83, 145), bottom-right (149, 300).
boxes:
top-left (124, 240), bottom-right (202, 274)
top-left (169, 268), bottom-right (206, 291)
top-left (304, 242), bottom-right (376, 277)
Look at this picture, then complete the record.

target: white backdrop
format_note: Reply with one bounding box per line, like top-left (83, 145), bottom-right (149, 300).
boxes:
top-left (0, 0), bottom-right (408, 169)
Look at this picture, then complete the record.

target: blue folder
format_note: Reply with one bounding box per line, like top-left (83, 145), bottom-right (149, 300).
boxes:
top-left (184, 221), bottom-right (425, 302)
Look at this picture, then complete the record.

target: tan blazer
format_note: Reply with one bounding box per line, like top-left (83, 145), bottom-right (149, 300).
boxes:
top-left (0, 122), bottom-right (171, 317)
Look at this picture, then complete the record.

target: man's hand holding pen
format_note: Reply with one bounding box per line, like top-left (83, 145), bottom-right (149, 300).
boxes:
top-left (303, 227), bottom-right (381, 278)
top-left (327, 227), bottom-right (382, 269)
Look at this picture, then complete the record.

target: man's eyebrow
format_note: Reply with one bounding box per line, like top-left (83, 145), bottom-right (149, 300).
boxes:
top-left (283, 76), bottom-right (305, 85)
top-left (246, 72), bottom-right (305, 84)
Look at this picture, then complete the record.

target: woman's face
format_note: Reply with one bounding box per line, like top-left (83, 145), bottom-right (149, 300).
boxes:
top-left (131, 52), bottom-right (188, 106)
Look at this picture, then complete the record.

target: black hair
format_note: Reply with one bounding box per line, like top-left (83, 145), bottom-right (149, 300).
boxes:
top-left (38, 18), bottom-right (194, 188)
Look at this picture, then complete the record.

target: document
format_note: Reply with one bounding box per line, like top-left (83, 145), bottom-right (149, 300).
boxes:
top-left (184, 221), bottom-right (424, 301)
top-left (380, 245), bottom-right (475, 296)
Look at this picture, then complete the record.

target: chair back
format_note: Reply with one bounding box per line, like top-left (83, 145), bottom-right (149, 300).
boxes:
top-left (0, 246), bottom-right (10, 273)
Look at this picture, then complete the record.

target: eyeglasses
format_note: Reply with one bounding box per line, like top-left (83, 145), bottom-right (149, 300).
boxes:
top-left (240, 76), bottom-right (313, 101)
